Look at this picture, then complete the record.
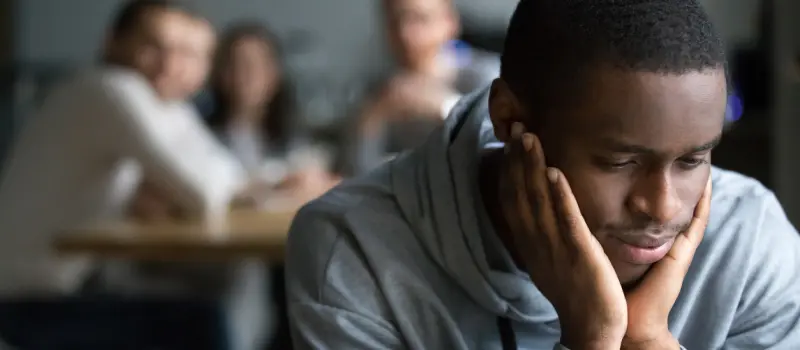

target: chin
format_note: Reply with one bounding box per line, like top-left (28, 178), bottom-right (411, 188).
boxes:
top-left (612, 261), bottom-right (651, 289)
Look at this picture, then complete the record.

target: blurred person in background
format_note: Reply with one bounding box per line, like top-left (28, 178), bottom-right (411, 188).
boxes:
top-left (0, 1), bottom-right (256, 348)
top-left (349, 0), bottom-right (498, 174)
top-left (127, 10), bottom-right (219, 220)
top-left (208, 23), bottom-right (339, 203)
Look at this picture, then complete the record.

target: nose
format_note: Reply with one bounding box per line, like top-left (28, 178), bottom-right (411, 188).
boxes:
top-left (627, 170), bottom-right (682, 225)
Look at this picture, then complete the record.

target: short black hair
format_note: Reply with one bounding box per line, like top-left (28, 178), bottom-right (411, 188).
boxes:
top-left (500, 0), bottom-right (726, 111)
top-left (109, 0), bottom-right (193, 39)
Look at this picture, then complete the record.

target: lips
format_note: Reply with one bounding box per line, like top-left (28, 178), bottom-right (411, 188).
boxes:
top-left (609, 236), bottom-right (676, 265)
top-left (618, 236), bottom-right (672, 249)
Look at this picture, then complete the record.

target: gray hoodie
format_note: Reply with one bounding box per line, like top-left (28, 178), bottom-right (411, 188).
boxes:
top-left (286, 87), bottom-right (800, 349)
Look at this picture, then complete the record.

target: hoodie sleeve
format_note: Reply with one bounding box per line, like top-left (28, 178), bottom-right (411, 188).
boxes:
top-left (722, 192), bottom-right (800, 348)
top-left (285, 204), bottom-right (406, 349)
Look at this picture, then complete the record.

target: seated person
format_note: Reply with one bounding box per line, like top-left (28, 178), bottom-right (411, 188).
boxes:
top-left (285, 0), bottom-right (800, 349)
top-left (206, 23), bottom-right (337, 201)
top-left (350, 0), bottom-right (498, 174)
top-left (0, 0), bottom-right (254, 296)
top-left (99, 13), bottom-right (278, 350)
top-left (128, 8), bottom-right (219, 220)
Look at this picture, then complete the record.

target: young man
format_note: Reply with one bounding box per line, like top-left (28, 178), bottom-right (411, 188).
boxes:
top-left (0, 0), bottom-right (247, 295)
top-left (350, 0), bottom-right (499, 174)
top-left (286, 0), bottom-right (800, 349)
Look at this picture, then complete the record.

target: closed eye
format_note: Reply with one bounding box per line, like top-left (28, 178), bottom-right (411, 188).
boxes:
top-left (608, 160), bottom-right (636, 169)
top-left (677, 157), bottom-right (709, 170)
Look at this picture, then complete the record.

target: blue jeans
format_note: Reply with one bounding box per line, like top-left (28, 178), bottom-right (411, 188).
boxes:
top-left (0, 296), bottom-right (229, 350)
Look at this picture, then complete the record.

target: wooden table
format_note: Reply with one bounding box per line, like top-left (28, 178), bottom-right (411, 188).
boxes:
top-left (53, 209), bottom-right (297, 262)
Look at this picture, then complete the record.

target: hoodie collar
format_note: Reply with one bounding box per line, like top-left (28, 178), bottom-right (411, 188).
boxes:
top-left (390, 86), bottom-right (558, 322)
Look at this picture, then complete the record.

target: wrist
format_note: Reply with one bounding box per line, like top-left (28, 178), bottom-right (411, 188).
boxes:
top-left (561, 332), bottom-right (624, 350)
top-left (621, 333), bottom-right (679, 350)
top-left (560, 339), bottom-right (622, 350)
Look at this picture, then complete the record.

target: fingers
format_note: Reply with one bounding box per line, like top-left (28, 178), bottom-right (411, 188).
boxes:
top-left (500, 123), bottom-right (537, 236)
top-left (631, 175), bottom-right (713, 302)
top-left (546, 167), bottom-right (598, 254)
top-left (520, 131), bottom-right (560, 246)
top-left (663, 175), bottom-right (712, 266)
top-left (684, 176), bottom-right (712, 245)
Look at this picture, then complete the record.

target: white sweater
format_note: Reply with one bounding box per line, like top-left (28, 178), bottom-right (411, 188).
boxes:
top-left (0, 67), bottom-right (246, 296)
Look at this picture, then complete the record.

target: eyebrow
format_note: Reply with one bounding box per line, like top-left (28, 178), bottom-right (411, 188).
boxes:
top-left (600, 134), bottom-right (723, 155)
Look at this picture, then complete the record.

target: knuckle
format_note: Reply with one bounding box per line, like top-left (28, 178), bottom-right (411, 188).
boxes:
top-left (533, 191), bottom-right (547, 208)
top-left (564, 214), bottom-right (582, 230)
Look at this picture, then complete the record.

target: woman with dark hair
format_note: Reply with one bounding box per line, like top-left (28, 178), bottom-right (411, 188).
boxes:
top-left (207, 23), bottom-right (339, 199)
top-left (207, 23), bottom-right (297, 173)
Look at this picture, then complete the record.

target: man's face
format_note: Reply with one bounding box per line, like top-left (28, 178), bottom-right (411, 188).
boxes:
top-left (384, 0), bottom-right (457, 70)
top-left (108, 8), bottom-right (190, 100)
top-left (491, 68), bottom-right (727, 285)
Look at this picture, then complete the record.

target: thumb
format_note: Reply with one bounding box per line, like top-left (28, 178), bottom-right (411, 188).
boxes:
top-left (629, 177), bottom-right (712, 304)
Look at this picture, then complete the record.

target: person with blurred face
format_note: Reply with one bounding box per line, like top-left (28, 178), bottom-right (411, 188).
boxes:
top-left (350, 0), bottom-right (499, 174)
top-left (207, 23), bottom-right (338, 202)
top-left (126, 15), bottom-right (220, 220)
top-left (386, 0), bottom-right (458, 75)
top-left (209, 23), bottom-right (290, 170)
top-left (104, 1), bottom-right (189, 100)
top-left (0, 1), bottom-right (262, 348)
top-left (286, 0), bottom-right (800, 349)
top-left (0, 0), bottom-right (252, 297)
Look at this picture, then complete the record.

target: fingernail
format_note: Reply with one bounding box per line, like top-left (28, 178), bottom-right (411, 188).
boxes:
top-left (511, 122), bottom-right (523, 138)
top-left (546, 167), bottom-right (558, 183)
top-left (522, 133), bottom-right (534, 151)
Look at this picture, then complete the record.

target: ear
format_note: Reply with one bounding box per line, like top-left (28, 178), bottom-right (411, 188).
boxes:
top-left (488, 78), bottom-right (526, 142)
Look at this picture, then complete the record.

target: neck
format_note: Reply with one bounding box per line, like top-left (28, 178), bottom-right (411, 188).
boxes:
top-left (229, 106), bottom-right (266, 126)
top-left (478, 148), bottom-right (527, 269)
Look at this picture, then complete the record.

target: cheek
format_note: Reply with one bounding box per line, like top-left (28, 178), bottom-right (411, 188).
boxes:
top-left (563, 169), bottom-right (629, 233)
top-left (673, 166), bottom-right (711, 215)
top-left (134, 50), bottom-right (160, 76)
top-left (542, 138), bottom-right (629, 233)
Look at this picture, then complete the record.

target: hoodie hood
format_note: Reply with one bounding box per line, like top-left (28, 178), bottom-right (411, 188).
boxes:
top-left (390, 87), bottom-right (558, 323)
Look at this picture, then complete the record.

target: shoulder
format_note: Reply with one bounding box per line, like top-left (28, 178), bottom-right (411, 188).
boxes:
top-left (708, 166), bottom-right (779, 229)
top-left (285, 163), bottom-right (405, 281)
top-left (706, 166), bottom-right (798, 259)
top-left (285, 165), bottom-right (404, 316)
top-left (96, 67), bottom-right (151, 90)
top-left (74, 67), bottom-right (161, 108)
top-left (703, 169), bottom-right (800, 341)
top-left (34, 68), bottom-right (151, 122)
top-left (287, 165), bottom-right (399, 273)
